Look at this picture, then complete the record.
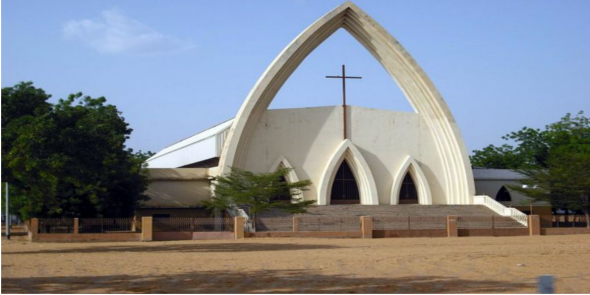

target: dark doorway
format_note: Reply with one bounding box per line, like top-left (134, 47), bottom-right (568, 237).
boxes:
top-left (495, 186), bottom-right (512, 202)
top-left (271, 175), bottom-right (291, 203)
top-left (330, 160), bottom-right (360, 204)
top-left (399, 173), bottom-right (418, 204)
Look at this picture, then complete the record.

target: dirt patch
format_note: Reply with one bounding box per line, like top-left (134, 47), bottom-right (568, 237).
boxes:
top-left (2, 235), bottom-right (589, 293)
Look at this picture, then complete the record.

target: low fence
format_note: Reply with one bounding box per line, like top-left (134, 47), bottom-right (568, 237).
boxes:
top-left (79, 218), bottom-right (135, 233)
top-left (248, 215), bottom-right (536, 239)
top-left (298, 217), bottom-right (360, 232)
top-left (373, 216), bottom-right (446, 230)
top-left (371, 216), bottom-right (447, 238)
top-left (457, 216), bottom-right (529, 237)
top-left (39, 218), bottom-right (75, 234)
top-left (255, 218), bottom-right (293, 232)
top-left (32, 218), bottom-right (140, 242)
top-left (552, 215), bottom-right (589, 228)
top-left (27, 214), bottom-right (544, 242)
top-left (152, 217), bottom-right (235, 241)
top-left (153, 217), bottom-right (234, 232)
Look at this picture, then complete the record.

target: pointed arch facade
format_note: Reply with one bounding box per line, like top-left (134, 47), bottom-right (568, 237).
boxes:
top-left (218, 1), bottom-right (475, 204)
top-left (318, 139), bottom-right (379, 205)
top-left (269, 156), bottom-right (300, 183)
top-left (391, 156), bottom-right (433, 205)
top-left (269, 156), bottom-right (302, 202)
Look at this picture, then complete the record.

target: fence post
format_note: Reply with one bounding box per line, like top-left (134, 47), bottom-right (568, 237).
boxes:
top-left (29, 218), bottom-right (39, 242)
top-left (447, 215), bottom-right (458, 237)
top-left (361, 216), bottom-right (373, 239)
top-left (131, 216), bottom-right (137, 232)
top-left (74, 218), bottom-right (79, 234)
top-left (141, 216), bottom-right (153, 241)
top-left (293, 217), bottom-right (299, 232)
top-left (529, 215), bottom-right (541, 236)
top-left (234, 217), bottom-right (245, 239)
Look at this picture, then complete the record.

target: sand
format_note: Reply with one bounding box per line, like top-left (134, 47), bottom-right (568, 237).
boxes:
top-left (2, 234), bottom-right (590, 293)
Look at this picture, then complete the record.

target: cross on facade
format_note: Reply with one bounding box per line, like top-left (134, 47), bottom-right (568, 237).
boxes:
top-left (326, 64), bottom-right (362, 140)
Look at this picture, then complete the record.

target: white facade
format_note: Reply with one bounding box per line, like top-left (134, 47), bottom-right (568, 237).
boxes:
top-left (144, 2), bottom-right (479, 207)
top-left (241, 106), bottom-right (445, 205)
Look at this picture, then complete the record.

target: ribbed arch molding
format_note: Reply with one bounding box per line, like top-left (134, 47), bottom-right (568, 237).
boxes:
top-left (391, 156), bottom-right (433, 205)
top-left (318, 139), bottom-right (379, 205)
top-left (219, 1), bottom-right (475, 204)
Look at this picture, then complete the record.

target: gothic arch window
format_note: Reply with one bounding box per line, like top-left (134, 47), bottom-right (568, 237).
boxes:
top-left (495, 186), bottom-right (512, 202)
top-left (271, 175), bottom-right (291, 203)
top-left (330, 160), bottom-right (360, 204)
top-left (399, 173), bottom-right (419, 204)
top-left (391, 156), bottom-right (433, 205)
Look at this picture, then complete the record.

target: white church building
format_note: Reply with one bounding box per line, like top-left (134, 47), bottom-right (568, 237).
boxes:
top-left (142, 2), bottom-right (528, 223)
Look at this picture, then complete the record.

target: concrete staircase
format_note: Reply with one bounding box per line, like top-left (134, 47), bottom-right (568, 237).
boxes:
top-left (258, 205), bottom-right (512, 218)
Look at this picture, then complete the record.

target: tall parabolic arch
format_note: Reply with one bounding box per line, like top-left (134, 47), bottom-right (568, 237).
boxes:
top-left (218, 1), bottom-right (476, 205)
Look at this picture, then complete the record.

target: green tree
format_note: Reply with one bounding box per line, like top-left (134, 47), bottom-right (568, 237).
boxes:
top-left (2, 82), bottom-right (52, 184)
top-left (2, 83), bottom-right (150, 219)
top-left (471, 126), bottom-right (549, 169)
top-left (473, 112), bottom-right (589, 226)
top-left (202, 167), bottom-right (314, 227)
top-left (508, 113), bottom-right (590, 227)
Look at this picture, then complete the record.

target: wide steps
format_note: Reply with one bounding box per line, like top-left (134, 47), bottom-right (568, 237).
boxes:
top-left (257, 205), bottom-right (504, 218)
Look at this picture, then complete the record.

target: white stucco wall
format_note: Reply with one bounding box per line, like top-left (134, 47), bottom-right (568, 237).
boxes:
top-left (143, 168), bottom-right (212, 208)
top-left (241, 105), bottom-right (450, 205)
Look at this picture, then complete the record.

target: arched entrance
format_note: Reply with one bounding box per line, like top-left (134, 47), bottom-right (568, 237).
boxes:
top-left (330, 160), bottom-right (360, 204)
top-left (495, 186), bottom-right (512, 202)
top-left (399, 173), bottom-right (419, 204)
top-left (271, 175), bottom-right (291, 203)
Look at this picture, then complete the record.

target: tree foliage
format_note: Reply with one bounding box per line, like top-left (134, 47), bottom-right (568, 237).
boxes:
top-left (2, 82), bottom-right (151, 219)
top-left (472, 112), bottom-right (589, 226)
top-left (202, 167), bottom-right (315, 221)
top-left (471, 125), bottom-right (549, 169)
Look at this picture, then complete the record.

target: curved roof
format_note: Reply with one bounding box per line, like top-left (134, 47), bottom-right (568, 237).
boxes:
top-left (472, 168), bottom-right (527, 180)
top-left (146, 119), bottom-right (233, 168)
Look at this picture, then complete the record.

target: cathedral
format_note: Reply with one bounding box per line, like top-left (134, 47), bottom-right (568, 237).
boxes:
top-left (141, 2), bottom-right (531, 224)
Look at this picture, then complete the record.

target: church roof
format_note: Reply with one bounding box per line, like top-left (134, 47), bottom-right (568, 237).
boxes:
top-left (146, 119), bottom-right (233, 168)
top-left (472, 168), bottom-right (526, 180)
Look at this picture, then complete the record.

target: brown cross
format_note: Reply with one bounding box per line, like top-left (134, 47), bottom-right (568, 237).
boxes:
top-left (326, 64), bottom-right (362, 140)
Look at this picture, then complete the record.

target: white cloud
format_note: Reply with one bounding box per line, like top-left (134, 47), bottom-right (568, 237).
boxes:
top-left (63, 9), bottom-right (196, 54)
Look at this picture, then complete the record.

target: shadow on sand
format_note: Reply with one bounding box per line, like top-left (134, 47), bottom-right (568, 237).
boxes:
top-left (3, 242), bottom-right (342, 255)
top-left (2, 269), bottom-right (533, 293)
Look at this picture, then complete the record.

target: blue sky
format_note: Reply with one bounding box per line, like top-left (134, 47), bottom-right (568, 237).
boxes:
top-left (3, 0), bottom-right (589, 155)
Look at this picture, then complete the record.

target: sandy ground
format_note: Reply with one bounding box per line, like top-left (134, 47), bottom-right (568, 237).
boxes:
top-left (1, 233), bottom-right (590, 294)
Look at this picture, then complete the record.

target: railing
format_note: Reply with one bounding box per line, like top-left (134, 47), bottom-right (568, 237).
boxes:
top-left (458, 216), bottom-right (494, 229)
top-left (507, 208), bottom-right (528, 226)
top-left (255, 218), bottom-right (293, 232)
top-left (79, 218), bottom-right (135, 233)
top-left (38, 218), bottom-right (75, 233)
top-left (458, 216), bottom-right (525, 229)
top-left (553, 215), bottom-right (589, 227)
top-left (153, 217), bottom-right (234, 232)
top-left (473, 195), bottom-right (528, 226)
top-left (373, 216), bottom-right (446, 230)
top-left (298, 217), bottom-right (360, 232)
